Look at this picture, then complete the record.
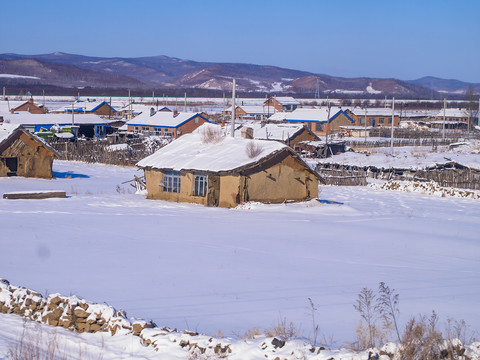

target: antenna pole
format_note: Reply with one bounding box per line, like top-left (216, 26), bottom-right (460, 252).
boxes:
top-left (231, 79), bottom-right (236, 137)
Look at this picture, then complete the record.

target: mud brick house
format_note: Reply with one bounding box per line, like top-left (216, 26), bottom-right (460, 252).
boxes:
top-left (348, 108), bottom-right (400, 127)
top-left (10, 97), bottom-right (47, 114)
top-left (126, 111), bottom-right (210, 139)
top-left (269, 108), bottom-right (355, 136)
top-left (225, 105), bottom-right (268, 120)
top-left (136, 124), bottom-right (323, 208)
top-left (434, 109), bottom-right (469, 124)
top-left (56, 100), bottom-right (117, 116)
top-left (0, 124), bottom-right (59, 178)
top-left (264, 97), bottom-right (300, 113)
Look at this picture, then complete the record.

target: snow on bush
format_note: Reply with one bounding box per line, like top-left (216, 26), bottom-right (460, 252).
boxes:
top-left (371, 180), bottom-right (480, 199)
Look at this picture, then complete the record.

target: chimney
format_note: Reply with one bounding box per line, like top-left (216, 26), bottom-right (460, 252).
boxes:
top-left (150, 107), bottom-right (155, 116)
top-left (241, 127), bottom-right (254, 139)
top-left (29, 97), bottom-right (34, 103)
top-left (173, 109), bottom-right (178, 116)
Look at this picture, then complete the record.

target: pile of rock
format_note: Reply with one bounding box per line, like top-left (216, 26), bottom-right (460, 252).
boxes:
top-left (0, 278), bottom-right (154, 336)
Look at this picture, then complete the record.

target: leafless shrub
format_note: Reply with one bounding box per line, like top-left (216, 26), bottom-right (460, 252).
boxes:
top-left (353, 287), bottom-right (381, 349)
top-left (307, 298), bottom-right (319, 347)
top-left (232, 326), bottom-right (261, 340)
top-left (378, 282), bottom-right (401, 342)
top-left (264, 317), bottom-right (302, 341)
top-left (200, 126), bottom-right (223, 144)
top-left (399, 311), bottom-right (444, 360)
top-left (245, 141), bottom-right (263, 158)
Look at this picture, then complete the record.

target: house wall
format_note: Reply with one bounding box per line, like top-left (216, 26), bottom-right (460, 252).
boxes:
top-left (12, 100), bottom-right (46, 114)
top-left (288, 128), bottom-right (319, 147)
top-left (177, 116), bottom-right (209, 137)
top-left (244, 155), bottom-right (318, 204)
top-left (128, 115), bottom-right (208, 138)
top-left (92, 103), bottom-right (115, 116)
top-left (352, 114), bottom-right (400, 127)
top-left (0, 132), bottom-right (54, 178)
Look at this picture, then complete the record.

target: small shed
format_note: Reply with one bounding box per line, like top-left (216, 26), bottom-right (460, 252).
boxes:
top-left (236, 123), bottom-right (320, 150)
top-left (136, 125), bottom-right (323, 207)
top-left (0, 124), bottom-right (59, 178)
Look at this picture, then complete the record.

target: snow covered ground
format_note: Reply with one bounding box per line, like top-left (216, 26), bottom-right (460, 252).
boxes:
top-left (0, 161), bottom-right (479, 354)
top-left (315, 143), bottom-right (480, 170)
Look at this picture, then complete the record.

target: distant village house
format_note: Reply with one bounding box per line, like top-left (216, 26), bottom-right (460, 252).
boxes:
top-left (126, 111), bottom-right (211, 138)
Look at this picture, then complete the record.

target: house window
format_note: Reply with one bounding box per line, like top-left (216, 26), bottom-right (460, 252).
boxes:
top-left (162, 170), bottom-right (181, 193)
top-left (315, 122), bottom-right (324, 131)
top-left (194, 117), bottom-right (199, 124)
top-left (193, 174), bottom-right (207, 196)
top-left (379, 118), bottom-right (384, 124)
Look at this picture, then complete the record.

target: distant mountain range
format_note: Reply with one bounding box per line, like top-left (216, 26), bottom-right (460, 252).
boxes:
top-left (0, 52), bottom-right (478, 98)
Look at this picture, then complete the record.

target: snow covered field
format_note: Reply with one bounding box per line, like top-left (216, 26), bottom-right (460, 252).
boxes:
top-left (0, 161), bottom-right (479, 351)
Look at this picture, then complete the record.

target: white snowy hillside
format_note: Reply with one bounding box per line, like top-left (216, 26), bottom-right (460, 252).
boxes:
top-left (1, 160), bottom-right (479, 350)
top-left (136, 124), bottom-right (286, 171)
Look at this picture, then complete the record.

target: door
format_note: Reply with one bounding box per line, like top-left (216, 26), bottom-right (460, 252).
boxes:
top-left (207, 175), bottom-right (220, 207)
top-left (5, 157), bottom-right (18, 176)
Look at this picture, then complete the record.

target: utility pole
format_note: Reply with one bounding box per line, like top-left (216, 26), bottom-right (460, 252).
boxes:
top-left (364, 107), bottom-right (368, 144)
top-left (2, 87), bottom-right (5, 100)
top-left (231, 79), bottom-right (236, 137)
top-left (443, 98), bottom-right (446, 140)
top-left (152, 91), bottom-right (155, 106)
top-left (184, 92), bottom-right (187, 112)
top-left (390, 97), bottom-right (395, 155)
top-left (72, 102), bottom-right (75, 126)
top-left (42, 89), bottom-right (45, 107)
top-left (325, 99), bottom-right (331, 144)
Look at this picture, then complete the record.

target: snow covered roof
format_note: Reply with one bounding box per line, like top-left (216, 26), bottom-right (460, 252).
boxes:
top-left (137, 124), bottom-right (289, 172)
top-left (0, 123), bottom-right (60, 156)
top-left (126, 111), bottom-right (209, 128)
top-left (434, 109), bottom-right (469, 118)
top-left (1, 112), bottom-right (115, 125)
top-left (349, 107), bottom-right (398, 117)
top-left (227, 105), bottom-right (268, 115)
top-left (236, 123), bottom-right (306, 141)
top-left (0, 123), bottom-right (21, 143)
top-left (55, 100), bottom-right (116, 113)
top-left (269, 96), bottom-right (300, 105)
top-left (269, 108), bottom-right (354, 123)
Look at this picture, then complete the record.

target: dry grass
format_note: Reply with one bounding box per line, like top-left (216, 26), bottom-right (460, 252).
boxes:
top-left (264, 317), bottom-right (302, 341)
top-left (200, 126), bottom-right (223, 144)
top-left (245, 141), bottom-right (263, 158)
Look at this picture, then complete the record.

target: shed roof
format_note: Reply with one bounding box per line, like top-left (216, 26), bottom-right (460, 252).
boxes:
top-left (126, 111), bottom-right (209, 128)
top-left (0, 123), bottom-right (60, 157)
top-left (236, 123), bottom-right (306, 141)
top-left (269, 108), bottom-right (354, 123)
top-left (268, 96), bottom-right (300, 105)
top-left (56, 100), bottom-right (116, 113)
top-left (434, 108), bottom-right (469, 118)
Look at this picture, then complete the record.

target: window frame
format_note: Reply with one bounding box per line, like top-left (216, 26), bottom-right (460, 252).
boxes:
top-left (162, 170), bottom-right (181, 193)
top-left (193, 174), bottom-right (207, 197)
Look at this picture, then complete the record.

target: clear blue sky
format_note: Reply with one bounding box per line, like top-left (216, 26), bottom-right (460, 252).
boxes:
top-left (1, 0), bottom-right (479, 82)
